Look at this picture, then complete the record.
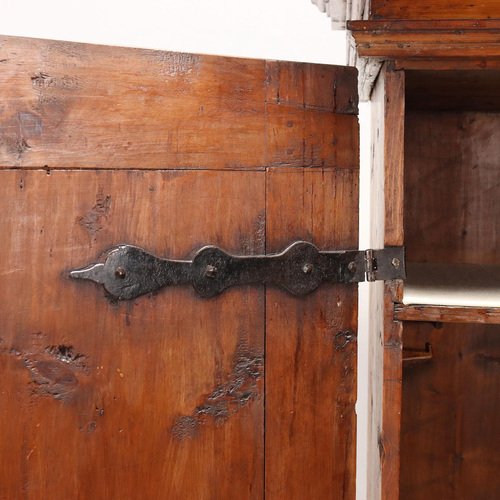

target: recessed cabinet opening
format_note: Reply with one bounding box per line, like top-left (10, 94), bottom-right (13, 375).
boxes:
top-left (399, 69), bottom-right (500, 500)
top-left (403, 70), bottom-right (500, 310)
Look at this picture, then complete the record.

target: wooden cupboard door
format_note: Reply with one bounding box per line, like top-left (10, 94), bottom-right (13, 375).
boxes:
top-left (0, 35), bottom-right (359, 500)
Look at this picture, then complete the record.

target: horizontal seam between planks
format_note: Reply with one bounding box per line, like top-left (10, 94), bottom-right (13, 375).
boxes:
top-left (0, 165), bottom-right (359, 172)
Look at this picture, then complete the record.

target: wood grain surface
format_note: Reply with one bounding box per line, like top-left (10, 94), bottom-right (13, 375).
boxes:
top-left (395, 304), bottom-right (500, 324)
top-left (0, 35), bottom-right (358, 170)
top-left (0, 35), bottom-right (359, 499)
top-left (381, 68), bottom-right (405, 500)
top-left (265, 168), bottom-right (358, 500)
top-left (369, 1), bottom-right (500, 20)
top-left (349, 20), bottom-right (500, 60)
top-left (395, 59), bottom-right (500, 72)
top-left (0, 169), bottom-right (266, 499)
top-left (401, 322), bottom-right (500, 500)
top-left (384, 68), bottom-right (404, 250)
top-left (404, 111), bottom-right (500, 265)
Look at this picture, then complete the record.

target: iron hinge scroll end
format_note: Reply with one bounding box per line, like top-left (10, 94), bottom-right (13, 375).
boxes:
top-left (69, 242), bottom-right (406, 301)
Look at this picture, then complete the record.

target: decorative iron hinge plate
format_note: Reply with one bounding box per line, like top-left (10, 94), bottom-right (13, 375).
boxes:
top-left (69, 242), bottom-right (405, 300)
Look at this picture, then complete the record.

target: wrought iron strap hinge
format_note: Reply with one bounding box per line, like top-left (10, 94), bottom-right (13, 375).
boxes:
top-left (69, 242), bottom-right (405, 301)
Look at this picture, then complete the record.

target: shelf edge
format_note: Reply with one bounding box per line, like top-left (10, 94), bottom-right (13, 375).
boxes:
top-left (394, 303), bottom-right (500, 324)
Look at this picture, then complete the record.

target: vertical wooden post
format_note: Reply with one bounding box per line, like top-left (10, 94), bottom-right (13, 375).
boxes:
top-left (382, 66), bottom-right (405, 500)
top-left (357, 63), bottom-right (386, 500)
top-left (360, 64), bottom-right (405, 500)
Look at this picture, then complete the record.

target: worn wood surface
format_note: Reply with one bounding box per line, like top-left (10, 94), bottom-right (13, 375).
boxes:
top-left (0, 35), bottom-right (358, 170)
top-left (352, 55), bottom-right (383, 102)
top-left (381, 68), bottom-right (405, 500)
top-left (395, 58), bottom-right (500, 72)
top-left (384, 68), bottom-right (404, 249)
top-left (0, 169), bottom-right (266, 500)
top-left (349, 20), bottom-right (500, 60)
top-left (395, 304), bottom-right (500, 324)
top-left (401, 322), bottom-right (500, 500)
top-left (265, 168), bottom-right (358, 499)
top-left (369, 1), bottom-right (500, 20)
top-left (404, 111), bottom-right (500, 265)
top-left (382, 285), bottom-right (403, 500)
top-left (0, 36), bottom-right (359, 499)
top-left (359, 66), bottom-right (386, 500)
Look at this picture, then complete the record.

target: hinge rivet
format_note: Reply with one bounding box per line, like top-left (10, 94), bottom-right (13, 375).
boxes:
top-left (391, 258), bottom-right (400, 269)
top-left (348, 261), bottom-right (357, 273)
top-left (204, 265), bottom-right (218, 278)
top-left (115, 267), bottom-right (126, 279)
top-left (302, 263), bottom-right (314, 274)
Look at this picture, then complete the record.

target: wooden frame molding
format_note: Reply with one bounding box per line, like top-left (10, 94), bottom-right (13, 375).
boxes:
top-left (348, 20), bottom-right (500, 60)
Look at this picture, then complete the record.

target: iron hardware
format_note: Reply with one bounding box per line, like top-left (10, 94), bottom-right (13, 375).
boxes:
top-left (69, 242), bottom-right (405, 301)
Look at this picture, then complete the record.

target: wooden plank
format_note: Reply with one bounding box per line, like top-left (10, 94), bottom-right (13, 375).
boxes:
top-left (395, 304), bottom-right (500, 324)
top-left (357, 65), bottom-right (386, 500)
top-left (384, 68), bottom-right (404, 249)
top-left (0, 169), bottom-right (266, 499)
top-left (0, 36), bottom-right (358, 170)
top-left (382, 67), bottom-right (405, 500)
top-left (348, 20), bottom-right (500, 60)
top-left (382, 285), bottom-right (403, 500)
top-left (369, 1), bottom-right (500, 20)
top-left (356, 43), bottom-right (500, 59)
top-left (395, 59), bottom-right (500, 71)
top-left (401, 323), bottom-right (500, 500)
top-left (265, 59), bottom-right (358, 114)
top-left (351, 19), bottom-right (500, 31)
top-left (265, 167), bottom-right (358, 500)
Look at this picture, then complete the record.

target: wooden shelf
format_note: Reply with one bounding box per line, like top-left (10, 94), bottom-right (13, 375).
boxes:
top-left (394, 303), bottom-right (500, 324)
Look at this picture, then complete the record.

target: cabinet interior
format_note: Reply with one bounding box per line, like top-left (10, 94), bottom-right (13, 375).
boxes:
top-left (403, 69), bottom-right (500, 309)
top-left (399, 69), bottom-right (500, 500)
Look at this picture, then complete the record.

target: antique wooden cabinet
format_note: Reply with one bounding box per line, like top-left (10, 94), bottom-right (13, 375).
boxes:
top-left (2, 2), bottom-right (500, 499)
